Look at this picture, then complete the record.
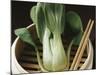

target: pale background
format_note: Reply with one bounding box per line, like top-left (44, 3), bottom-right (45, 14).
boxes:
top-left (0, 0), bottom-right (98, 75)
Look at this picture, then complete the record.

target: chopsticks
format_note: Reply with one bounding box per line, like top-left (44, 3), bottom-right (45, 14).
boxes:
top-left (70, 19), bottom-right (94, 70)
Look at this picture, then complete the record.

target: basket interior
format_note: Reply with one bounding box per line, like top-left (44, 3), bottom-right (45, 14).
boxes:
top-left (15, 25), bottom-right (88, 73)
top-left (17, 39), bottom-right (88, 73)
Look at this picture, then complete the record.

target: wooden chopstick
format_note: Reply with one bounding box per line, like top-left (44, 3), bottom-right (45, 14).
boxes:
top-left (70, 19), bottom-right (94, 70)
top-left (73, 20), bottom-right (94, 70)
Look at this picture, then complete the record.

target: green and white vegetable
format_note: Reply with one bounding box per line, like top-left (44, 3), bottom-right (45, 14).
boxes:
top-left (30, 3), bottom-right (67, 71)
top-left (15, 2), bottom-right (83, 72)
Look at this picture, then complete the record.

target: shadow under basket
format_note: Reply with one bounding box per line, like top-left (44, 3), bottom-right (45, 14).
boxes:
top-left (11, 24), bottom-right (94, 74)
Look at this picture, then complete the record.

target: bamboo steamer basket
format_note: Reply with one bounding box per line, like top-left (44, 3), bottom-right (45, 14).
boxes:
top-left (11, 24), bottom-right (93, 74)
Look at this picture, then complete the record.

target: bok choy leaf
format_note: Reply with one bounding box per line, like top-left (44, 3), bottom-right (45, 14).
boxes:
top-left (30, 3), bottom-right (67, 71)
top-left (66, 11), bottom-right (83, 45)
top-left (15, 28), bottom-right (48, 72)
top-left (30, 3), bottom-right (46, 42)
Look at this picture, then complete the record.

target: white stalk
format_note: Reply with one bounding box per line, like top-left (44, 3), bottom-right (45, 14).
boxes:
top-left (43, 27), bottom-right (53, 71)
top-left (52, 32), bottom-right (67, 71)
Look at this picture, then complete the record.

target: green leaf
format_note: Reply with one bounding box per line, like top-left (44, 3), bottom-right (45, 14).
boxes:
top-left (66, 11), bottom-right (83, 45)
top-left (54, 4), bottom-right (65, 33)
top-left (30, 3), bottom-right (46, 42)
top-left (43, 3), bottom-right (65, 34)
top-left (15, 28), bottom-right (35, 47)
top-left (66, 11), bottom-right (83, 34)
top-left (43, 3), bottom-right (56, 32)
top-left (15, 28), bottom-right (48, 72)
top-left (73, 31), bottom-right (83, 45)
top-left (30, 6), bottom-right (37, 23)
